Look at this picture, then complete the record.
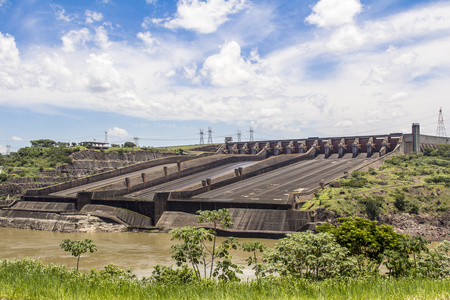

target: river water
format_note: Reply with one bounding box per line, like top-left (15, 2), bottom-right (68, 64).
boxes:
top-left (0, 227), bottom-right (277, 279)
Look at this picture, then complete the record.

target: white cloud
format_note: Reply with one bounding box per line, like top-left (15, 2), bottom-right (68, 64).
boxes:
top-left (61, 28), bottom-right (90, 52)
top-left (2, 2), bottom-right (450, 139)
top-left (11, 136), bottom-right (22, 141)
top-left (85, 10), bottom-right (103, 24)
top-left (201, 41), bottom-right (279, 88)
top-left (94, 26), bottom-right (111, 49)
top-left (306, 0), bottom-right (362, 28)
top-left (146, 0), bottom-right (157, 4)
top-left (159, 0), bottom-right (247, 33)
top-left (326, 24), bottom-right (364, 52)
top-left (142, 17), bottom-right (152, 29)
top-left (108, 127), bottom-right (130, 138)
top-left (85, 53), bottom-right (122, 93)
top-left (52, 4), bottom-right (73, 22)
top-left (137, 31), bottom-right (160, 53)
top-left (0, 32), bottom-right (22, 89)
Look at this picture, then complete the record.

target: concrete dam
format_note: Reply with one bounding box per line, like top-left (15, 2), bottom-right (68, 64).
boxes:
top-left (2, 128), bottom-right (449, 238)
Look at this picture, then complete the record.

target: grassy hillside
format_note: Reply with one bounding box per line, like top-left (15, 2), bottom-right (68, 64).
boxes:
top-left (302, 145), bottom-right (450, 218)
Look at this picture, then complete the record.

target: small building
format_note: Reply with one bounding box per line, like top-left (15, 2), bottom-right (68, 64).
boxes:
top-left (80, 141), bottom-right (109, 149)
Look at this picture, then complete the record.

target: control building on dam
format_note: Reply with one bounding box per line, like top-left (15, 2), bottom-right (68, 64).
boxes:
top-left (2, 124), bottom-right (449, 238)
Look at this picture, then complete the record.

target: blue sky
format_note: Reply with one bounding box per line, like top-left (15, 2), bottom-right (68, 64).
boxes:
top-left (1, 0), bottom-right (449, 152)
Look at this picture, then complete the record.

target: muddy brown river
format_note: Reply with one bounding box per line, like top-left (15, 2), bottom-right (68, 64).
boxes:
top-left (0, 227), bottom-right (277, 278)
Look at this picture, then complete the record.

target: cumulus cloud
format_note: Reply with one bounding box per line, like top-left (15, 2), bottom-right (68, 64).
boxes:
top-left (306, 0), bottom-right (361, 28)
top-left (94, 26), bottom-right (111, 49)
top-left (0, 32), bottom-right (22, 89)
top-left (108, 127), bottom-right (130, 138)
top-left (2, 1), bottom-right (450, 139)
top-left (61, 28), bottom-right (90, 52)
top-left (201, 41), bottom-right (279, 88)
top-left (137, 31), bottom-right (160, 53)
top-left (11, 136), bottom-right (22, 141)
top-left (85, 10), bottom-right (103, 24)
top-left (157, 0), bottom-right (247, 33)
top-left (326, 24), bottom-right (364, 51)
top-left (85, 53), bottom-right (122, 93)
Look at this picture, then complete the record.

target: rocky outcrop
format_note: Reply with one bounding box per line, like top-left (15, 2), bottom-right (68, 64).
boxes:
top-left (379, 213), bottom-right (450, 241)
top-left (58, 150), bottom-right (178, 176)
top-left (0, 210), bottom-right (127, 232)
top-left (314, 208), bottom-right (450, 241)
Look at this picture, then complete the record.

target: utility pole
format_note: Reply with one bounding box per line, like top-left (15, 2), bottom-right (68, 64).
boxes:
top-left (199, 129), bottom-right (204, 145)
top-left (207, 127), bottom-right (213, 144)
top-left (436, 107), bottom-right (447, 137)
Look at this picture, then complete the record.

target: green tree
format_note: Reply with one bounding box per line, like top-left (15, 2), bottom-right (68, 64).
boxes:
top-left (317, 217), bottom-right (405, 264)
top-left (60, 239), bottom-right (97, 271)
top-left (123, 142), bottom-right (136, 148)
top-left (264, 231), bottom-right (355, 280)
top-left (242, 241), bottom-right (267, 279)
top-left (358, 195), bottom-right (385, 219)
top-left (170, 209), bottom-right (242, 281)
top-left (30, 139), bottom-right (56, 148)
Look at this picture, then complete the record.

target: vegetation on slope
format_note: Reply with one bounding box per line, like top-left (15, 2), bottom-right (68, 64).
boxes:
top-left (303, 145), bottom-right (450, 218)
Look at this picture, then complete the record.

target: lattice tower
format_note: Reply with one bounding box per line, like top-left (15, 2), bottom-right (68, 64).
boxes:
top-left (436, 107), bottom-right (447, 137)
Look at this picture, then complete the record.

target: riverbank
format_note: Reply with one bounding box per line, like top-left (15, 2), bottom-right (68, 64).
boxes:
top-left (1, 258), bottom-right (449, 300)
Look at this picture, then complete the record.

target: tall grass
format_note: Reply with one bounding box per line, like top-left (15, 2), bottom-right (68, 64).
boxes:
top-left (1, 258), bottom-right (450, 300)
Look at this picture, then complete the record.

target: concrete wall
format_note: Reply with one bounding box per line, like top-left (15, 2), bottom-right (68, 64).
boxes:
top-left (156, 208), bottom-right (312, 238)
top-left (91, 154), bottom-right (262, 198)
top-left (170, 149), bottom-right (317, 200)
top-left (24, 155), bottom-right (196, 197)
top-left (402, 134), bottom-right (450, 153)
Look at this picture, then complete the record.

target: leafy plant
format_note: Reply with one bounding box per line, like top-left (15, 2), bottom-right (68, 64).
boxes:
top-left (317, 217), bottom-right (405, 264)
top-left (60, 238), bottom-right (97, 271)
top-left (169, 209), bottom-right (243, 281)
top-left (242, 241), bottom-right (267, 279)
top-left (264, 231), bottom-right (356, 280)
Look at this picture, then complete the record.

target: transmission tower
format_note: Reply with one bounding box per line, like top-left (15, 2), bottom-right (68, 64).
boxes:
top-left (134, 137), bottom-right (140, 147)
top-left (249, 127), bottom-right (254, 142)
top-left (6, 145), bottom-right (11, 154)
top-left (104, 131), bottom-right (109, 144)
top-left (436, 107), bottom-right (447, 137)
top-left (199, 129), bottom-right (204, 145)
top-left (207, 127), bottom-right (213, 144)
top-left (237, 130), bottom-right (241, 142)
